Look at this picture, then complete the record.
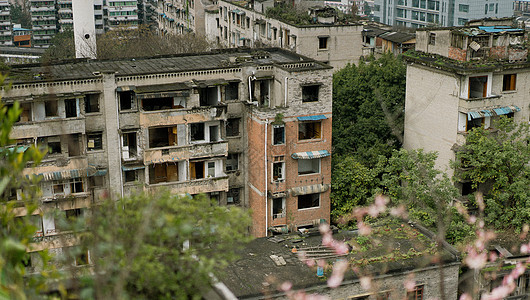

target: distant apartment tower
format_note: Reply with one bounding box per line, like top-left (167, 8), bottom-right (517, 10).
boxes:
top-left (57, 0), bottom-right (73, 32)
top-left (107, 0), bottom-right (139, 29)
top-left (373, 0), bottom-right (514, 28)
top-left (30, 0), bottom-right (57, 48)
top-left (0, 0), bottom-right (11, 46)
top-left (156, 0), bottom-right (215, 36)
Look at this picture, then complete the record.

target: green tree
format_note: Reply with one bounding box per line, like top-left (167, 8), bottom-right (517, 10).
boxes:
top-left (0, 79), bottom-right (53, 299)
top-left (332, 54), bottom-right (406, 166)
top-left (64, 192), bottom-right (251, 299)
top-left (10, 4), bottom-right (31, 28)
top-left (453, 118), bottom-right (530, 231)
top-left (40, 29), bottom-right (76, 63)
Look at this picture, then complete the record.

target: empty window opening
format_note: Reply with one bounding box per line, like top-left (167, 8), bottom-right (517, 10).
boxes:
top-left (89, 175), bottom-right (104, 188)
top-left (199, 87), bottom-right (219, 106)
top-left (503, 74), bottom-right (516, 91)
top-left (65, 208), bottom-right (84, 220)
top-left (226, 118), bottom-right (240, 137)
top-left (44, 100), bottom-right (58, 117)
top-left (148, 127), bottom-right (176, 148)
top-left (273, 125), bottom-right (285, 145)
top-left (190, 161), bottom-right (205, 180)
top-left (149, 163), bottom-right (179, 184)
top-left (272, 197), bottom-right (285, 219)
top-left (227, 188), bottom-right (240, 205)
top-left (68, 134), bottom-right (82, 157)
top-left (299, 121), bottom-right (321, 140)
top-left (18, 103), bottom-right (32, 122)
top-left (226, 153), bottom-right (239, 172)
top-left (429, 33), bottom-right (436, 45)
top-left (53, 181), bottom-right (64, 195)
top-left (75, 249), bottom-right (90, 266)
top-left (142, 97), bottom-right (174, 111)
top-left (84, 94), bottom-right (100, 113)
top-left (190, 123), bottom-right (205, 142)
top-left (87, 132), bottom-right (103, 151)
top-left (209, 125), bottom-right (219, 142)
top-left (122, 132), bottom-right (137, 158)
top-left (302, 85), bottom-right (319, 103)
top-left (258, 80), bottom-right (270, 106)
top-left (407, 285), bottom-right (424, 300)
top-left (466, 117), bottom-right (484, 131)
top-left (318, 36), bottom-right (328, 49)
top-left (298, 193), bottom-right (319, 209)
top-left (119, 91), bottom-right (134, 110)
top-left (124, 170), bottom-right (138, 183)
top-left (225, 82), bottom-right (239, 100)
top-left (70, 178), bottom-right (84, 193)
top-left (64, 98), bottom-right (78, 118)
top-left (461, 181), bottom-right (476, 196)
top-left (272, 161), bottom-right (284, 182)
top-left (298, 159), bottom-right (320, 175)
top-left (468, 76), bottom-right (488, 99)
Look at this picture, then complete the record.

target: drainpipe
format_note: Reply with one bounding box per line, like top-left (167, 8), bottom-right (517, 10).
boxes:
top-left (284, 77), bottom-right (288, 107)
top-left (115, 91), bottom-right (124, 198)
top-left (264, 119), bottom-right (268, 236)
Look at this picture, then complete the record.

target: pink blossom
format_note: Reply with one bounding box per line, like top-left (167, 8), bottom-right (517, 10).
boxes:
top-left (327, 260), bottom-right (349, 288)
top-left (459, 293), bottom-right (472, 300)
top-left (390, 205), bottom-right (408, 218)
top-left (360, 276), bottom-right (372, 290)
top-left (488, 251), bottom-right (498, 262)
top-left (404, 279), bottom-right (416, 291)
top-left (280, 281), bottom-right (293, 292)
top-left (319, 223), bottom-right (331, 235)
top-left (358, 221), bottom-right (372, 236)
top-left (468, 216), bottom-right (477, 224)
top-left (520, 242), bottom-right (530, 254)
top-left (482, 283), bottom-right (515, 300)
top-left (464, 249), bottom-right (487, 269)
top-left (317, 259), bottom-right (327, 268)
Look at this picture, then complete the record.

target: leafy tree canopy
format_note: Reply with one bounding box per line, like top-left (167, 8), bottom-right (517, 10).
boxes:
top-left (63, 192), bottom-right (251, 299)
top-left (332, 54), bottom-right (406, 167)
top-left (453, 118), bottom-right (530, 231)
top-left (41, 26), bottom-right (217, 62)
top-left (10, 4), bottom-right (31, 28)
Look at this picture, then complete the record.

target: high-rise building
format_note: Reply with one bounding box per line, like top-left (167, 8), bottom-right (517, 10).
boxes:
top-left (0, 0), bottom-right (11, 46)
top-left (373, 0), bottom-right (514, 28)
top-left (30, 0), bottom-right (57, 48)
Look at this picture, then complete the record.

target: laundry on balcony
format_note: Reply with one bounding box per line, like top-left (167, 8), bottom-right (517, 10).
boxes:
top-left (291, 150), bottom-right (330, 160)
top-left (467, 105), bottom-right (520, 120)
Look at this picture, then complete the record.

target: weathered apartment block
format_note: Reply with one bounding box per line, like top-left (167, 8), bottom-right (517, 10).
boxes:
top-left (2, 48), bottom-right (332, 266)
top-left (0, 0), bottom-right (11, 46)
top-left (403, 22), bottom-right (529, 194)
top-left (217, 0), bottom-right (364, 69)
top-left (156, 0), bottom-right (217, 36)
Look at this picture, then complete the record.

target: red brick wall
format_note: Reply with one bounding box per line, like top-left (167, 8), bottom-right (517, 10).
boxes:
top-left (448, 47), bottom-right (467, 61)
top-left (489, 46), bottom-right (506, 60)
top-left (248, 115), bottom-right (332, 237)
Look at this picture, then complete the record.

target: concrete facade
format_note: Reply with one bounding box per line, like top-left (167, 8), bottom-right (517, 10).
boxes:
top-left (217, 0), bottom-right (364, 70)
top-left (3, 48), bottom-right (332, 271)
top-left (373, 0), bottom-right (514, 28)
top-left (0, 0), bottom-right (11, 46)
top-left (403, 24), bottom-right (530, 192)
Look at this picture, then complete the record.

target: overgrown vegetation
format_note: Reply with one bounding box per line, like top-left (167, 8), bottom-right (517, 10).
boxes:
top-left (265, 4), bottom-right (312, 25)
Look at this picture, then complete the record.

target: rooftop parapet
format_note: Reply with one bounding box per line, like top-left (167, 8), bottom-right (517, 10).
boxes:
top-left (415, 24), bottom-right (527, 63)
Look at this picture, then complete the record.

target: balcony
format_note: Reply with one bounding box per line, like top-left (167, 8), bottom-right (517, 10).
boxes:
top-left (11, 117), bottom-right (85, 139)
top-left (139, 105), bottom-right (227, 127)
top-left (22, 156), bottom-right (89, 179)
top-left (148, 175), bottom-right (229, 195)
top-left (144, 141), bottom-right (227, 163)
top-left (458, 94), bottom-right (502, 110)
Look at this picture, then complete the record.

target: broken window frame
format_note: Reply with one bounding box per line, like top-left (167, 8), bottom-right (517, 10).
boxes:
top-left (69, 177), bottom-right (85, 194)
top-left (273, 125), bottom-right (285, 145)
top-left (124, 170), bottom-right (138, 183)
top-left (272, 161), bottom-right (285, 182)
top-left (298, 193), bottom-right (320, 210)
top-left (226, 153), bottom-right (239, 172)
top-left (502, 74), bottom-right (516, 91)
top-left (64, 98), bottom-right (78, 118)
top-left (468, 75), bottom-right (488, 99)
top-left (84, 94), bottom-right (100, 113)
top-left (199, 86), bottom-right (220, 106)
top-left (298, 121), bottom-right (322, 140)
top-left (406, 285), bottom-right (424, 300)
top-left (190, 123), bottom-right (206, 142)
top-left (429, 33), bottom-right (436, 45)
top-left (317, 36), bottom-right (328, 50)
top-left (189, 160), bottom-right (205, 180)
top-left (226, 118), bottom-right (240, 137)
top-left (118, 90), bottom-right (135, 111)
top-left (302, 84), bottom-right (320, 103)
top-left (225, 81), bottom-right (239, 100)
top-left (122, 131), bottom-right (138, 159)
top-left (87, 132), bottom-right (103, 151)
top-left (44, 100), bottom-right (59, 118)
top-left (272, 197), bottom-right (286, 219)
top-left (227, 188), bottom-right (240, 205)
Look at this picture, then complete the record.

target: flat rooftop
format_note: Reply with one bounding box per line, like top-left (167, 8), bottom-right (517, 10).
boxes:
top-left (221, 218), bottom-right (459, 299)
top-left (5, 48), bottom-right (329, 84)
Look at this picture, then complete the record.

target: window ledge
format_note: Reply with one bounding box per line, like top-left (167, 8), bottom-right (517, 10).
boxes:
top-left (298, 206), bottom-right (320, 211)
top-left (84, 112), bottom-right (102, 116)
top-left (501, 90), bottom-right (517, 94)
top-left (298, 138), bottom-right (323, 143)
top-left (460, 94), bottom-right (501, 101)
top-left (298, 172), bottom-right (320, 176)
top-left (87, 149), bottom-right (105, 153)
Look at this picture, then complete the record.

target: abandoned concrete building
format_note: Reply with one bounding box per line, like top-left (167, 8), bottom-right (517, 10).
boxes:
top-left (2, 47), bottom-right (333, 267)
top-left (218, 219), bottom-right (460, 299)
top-left (216, 0), bottom-right (364, 69)
top-left (402, 22), bottom-right (529, 194)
